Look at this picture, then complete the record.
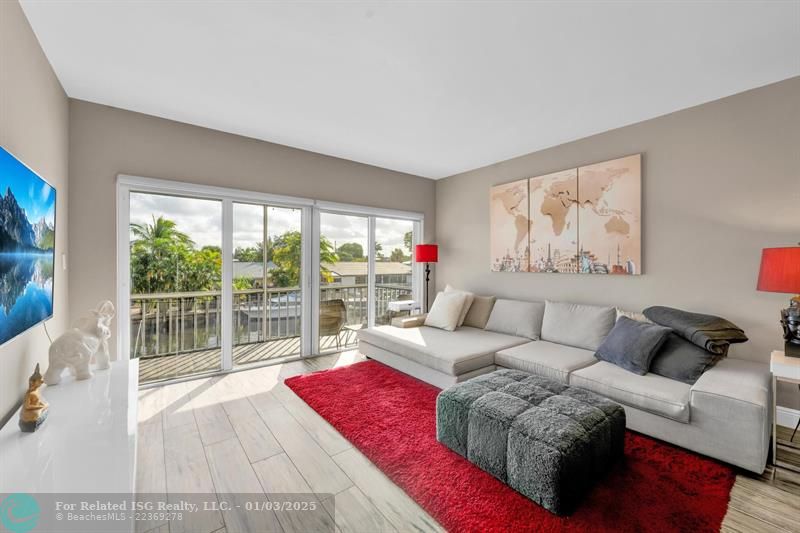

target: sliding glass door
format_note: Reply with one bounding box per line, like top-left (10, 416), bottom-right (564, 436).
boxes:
top-left (318, 212), bottom-right (369, 353)
top-left (374, 217), bottom-right (416, 326)
top-left (315, 212), bottom-right (421, 352)
top-left (232, 203), bottom-right (303, 368)
top-left (121, 176), bottom-right (423, 384)
top-left (129, 192), bottom-right (223, 383)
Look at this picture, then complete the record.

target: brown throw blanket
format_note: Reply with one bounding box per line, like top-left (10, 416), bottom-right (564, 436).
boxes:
top-left (643, 306), bottom-right (748, 355)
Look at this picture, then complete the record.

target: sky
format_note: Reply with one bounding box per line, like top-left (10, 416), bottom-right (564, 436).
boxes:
top-left (0, 147), bottom-right (56, 226)
top-left (130, 193), bottom-right (412, 257)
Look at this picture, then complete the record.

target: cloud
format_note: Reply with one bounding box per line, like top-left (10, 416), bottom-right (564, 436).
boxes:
top-left (130, 193), bottom-right (222, 248)
top-left (130, 193), bottom-right (412, 256)
top-left (41, 183), bottom-right (52, 201)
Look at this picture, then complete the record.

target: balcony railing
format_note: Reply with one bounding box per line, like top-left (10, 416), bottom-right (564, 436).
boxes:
top-left (130, 284), bottom-right (413, 359)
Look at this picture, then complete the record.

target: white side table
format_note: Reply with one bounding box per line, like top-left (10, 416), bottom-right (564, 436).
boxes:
top-left (387, 300), bottom-right (417, 313)
top-left (770, 350), bottom-right (800, 472)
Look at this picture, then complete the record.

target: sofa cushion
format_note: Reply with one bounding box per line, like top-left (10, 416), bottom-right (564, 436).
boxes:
top-left (485, 299), bottom-right (545, 340)
top-left (444, 285), bottom-right (475, 327)
top-left (424, 291), bottom-right (467, 331)
top-left (463, 295), bottom-right (497, 329)
top-left (358, 325), bottom-right (529, 376)
top-left (541, 301), bottom-right (616, 351)
top-left (570, 361), bottom-right (691, 423)
top-left (495, 341), bottom-right (597, 384)
top-left (594, 317), bottom-right (672, 375)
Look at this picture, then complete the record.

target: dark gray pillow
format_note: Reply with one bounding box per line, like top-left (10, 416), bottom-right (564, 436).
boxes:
top-left (595, 317), bottom-right (672, 375)
top-left (649, 333), bottom-right (721, 384)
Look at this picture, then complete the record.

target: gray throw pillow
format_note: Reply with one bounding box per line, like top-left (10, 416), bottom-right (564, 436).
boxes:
top-left (649, 333), bottom-right (721, 384)
top-left (540, 301), bottom-right (617, 351)
top-left (484, 299), bottom-right (545, 340)
top-left (595, 317), bottom-right (672, 375)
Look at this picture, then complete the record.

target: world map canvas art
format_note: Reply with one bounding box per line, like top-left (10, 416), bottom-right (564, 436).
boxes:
top-left (490, 178), bottom-right (529, 272)
top-left (491, 154), bottom-right (641, 275)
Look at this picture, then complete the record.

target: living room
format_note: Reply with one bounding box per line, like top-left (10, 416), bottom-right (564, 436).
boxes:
top-left (1, 1), bottom-right (798, 532)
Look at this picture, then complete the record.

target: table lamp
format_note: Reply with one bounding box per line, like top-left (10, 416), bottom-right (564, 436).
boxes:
top-left (415, 244), bottom-right (438, 312)
top-left (757, 246), bottom-right (800, 357)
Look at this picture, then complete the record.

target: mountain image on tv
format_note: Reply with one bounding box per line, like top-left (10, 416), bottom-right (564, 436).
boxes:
top-left (0, 147), bottom-right (56, 346)
top-left (0, 188), bottom-right (55, 252)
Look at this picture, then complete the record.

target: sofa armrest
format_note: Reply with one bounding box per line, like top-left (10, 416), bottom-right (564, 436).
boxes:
top-left (391, 314), bottom-right (427, 328)
top-left (691, 358), bottom-right (771, 473)
top-left (690, 358), bottom-right (770, 412)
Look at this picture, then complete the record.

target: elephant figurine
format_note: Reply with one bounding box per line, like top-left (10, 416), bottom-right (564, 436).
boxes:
top-left (44, 301), bottom-right (116, 386)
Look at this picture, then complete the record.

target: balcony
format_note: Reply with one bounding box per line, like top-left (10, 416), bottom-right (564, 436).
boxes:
top-left (131, 284), bottom-right (413, 383)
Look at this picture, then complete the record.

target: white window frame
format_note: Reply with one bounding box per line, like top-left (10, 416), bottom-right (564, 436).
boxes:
top-left (116, 175), bottom-right (424, 379)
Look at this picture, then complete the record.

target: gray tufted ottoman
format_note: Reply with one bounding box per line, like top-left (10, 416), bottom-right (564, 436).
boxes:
top-left (436, 369), bottom-right (626, 515)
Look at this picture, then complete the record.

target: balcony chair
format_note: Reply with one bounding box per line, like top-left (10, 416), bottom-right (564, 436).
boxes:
top-left (320, 299), bottom-right (348, 350)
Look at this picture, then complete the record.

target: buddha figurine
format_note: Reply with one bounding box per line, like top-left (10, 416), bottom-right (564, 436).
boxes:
top-left (19, 363), bottom-right (49, 433)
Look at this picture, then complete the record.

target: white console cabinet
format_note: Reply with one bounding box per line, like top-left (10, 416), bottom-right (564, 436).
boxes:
top-left (0, 359), bottom-right (138, 494)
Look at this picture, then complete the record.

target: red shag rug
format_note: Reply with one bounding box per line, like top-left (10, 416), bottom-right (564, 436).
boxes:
top-left (285, 360), bottom-right (735, 532)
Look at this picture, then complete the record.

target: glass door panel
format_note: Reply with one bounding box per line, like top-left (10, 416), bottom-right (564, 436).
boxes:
top-left (319, 212), bottom-right (369, 353)
top-left (232, 203), bottom-right (303, 366)
top-left (374, 218), bottom-right (416, 325)
top-left (129, 192), bottom-right (222, 384)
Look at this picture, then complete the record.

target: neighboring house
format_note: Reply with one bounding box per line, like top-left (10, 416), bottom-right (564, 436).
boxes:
top-left (233, 260), bottom-right (278, 288)
top-left (322, 261), bottom-right (412, 286)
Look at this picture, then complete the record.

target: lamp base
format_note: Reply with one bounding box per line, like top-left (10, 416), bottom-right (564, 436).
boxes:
top-left (781, 304), bottom-right (800, 354)
top-left (785, 341), bottom-right (800, 358)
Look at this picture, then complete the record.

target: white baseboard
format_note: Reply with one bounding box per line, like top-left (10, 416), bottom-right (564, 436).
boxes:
top-left (777, 406), bottom-right (800, 429)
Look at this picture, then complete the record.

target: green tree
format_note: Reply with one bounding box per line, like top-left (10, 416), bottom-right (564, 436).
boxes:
top-left (233, 276), bottom-right (255, 290)
top-left (234, 243), bottom-right (264, 262)
top-left (389, 248), bottom-right (406, 262)
top-left (269, 231), bottom-right (338, 287)
top-left (130, 216), bottom-right (223, 293)
top-left (336, 242), bottom-right (363, 262)
top-left (403, 231), bottom-right (412, 252)
top-left (130, 216), bottom-right (196, 293)
top-left (181, 246), bottom-right (222, 291)
top-left (319, 235), bottom-right (339, 283)
top-left (131, 215), bottom-right (194, 252)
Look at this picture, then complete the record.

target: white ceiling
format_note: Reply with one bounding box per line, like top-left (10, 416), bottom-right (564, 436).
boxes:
top-left (20, 1), bottom-right (800, 179)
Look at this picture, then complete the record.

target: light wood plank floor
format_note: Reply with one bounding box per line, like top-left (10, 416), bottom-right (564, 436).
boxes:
top-left (137, 351), bottom-right (800, 533)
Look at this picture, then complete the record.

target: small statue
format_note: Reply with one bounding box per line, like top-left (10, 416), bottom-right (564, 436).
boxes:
top-left (44, 300), bottom-right (116, 385)
top-left (20, 364), bottom-right (49, 432)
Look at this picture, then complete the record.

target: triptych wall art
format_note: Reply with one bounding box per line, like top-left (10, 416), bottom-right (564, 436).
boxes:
top-left (490, 153), bottom-right (641, 275)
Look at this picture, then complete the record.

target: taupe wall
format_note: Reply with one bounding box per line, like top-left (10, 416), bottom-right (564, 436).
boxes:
top-left (436, 77), bottom-right (800, 409)
top-left (0, 1), bottom-right (70, 422)
top-left (68, 100), bottom-right (436, 358)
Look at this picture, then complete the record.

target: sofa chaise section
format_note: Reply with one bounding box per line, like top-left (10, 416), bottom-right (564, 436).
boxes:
top-left (358, 325), bottom-right (529, 388)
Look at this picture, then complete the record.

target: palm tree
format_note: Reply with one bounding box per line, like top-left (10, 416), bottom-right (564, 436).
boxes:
top-left (131, 215), bottom-right (194, 252)
top-left (130, 216), bottom-right (196, 293)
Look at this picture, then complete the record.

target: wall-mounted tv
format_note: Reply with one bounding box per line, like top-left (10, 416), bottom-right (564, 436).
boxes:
top-left (0, 147), bottom-right (56, 346)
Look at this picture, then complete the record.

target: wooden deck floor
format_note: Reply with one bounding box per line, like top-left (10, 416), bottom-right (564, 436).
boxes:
top-left (138, 331), bottom-right (358, 383)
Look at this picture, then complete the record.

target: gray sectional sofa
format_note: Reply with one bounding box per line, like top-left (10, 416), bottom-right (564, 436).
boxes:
top-left (357, 298), bottom-right (771, 474)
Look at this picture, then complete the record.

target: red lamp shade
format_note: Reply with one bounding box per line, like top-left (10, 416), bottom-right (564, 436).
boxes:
top-left (757, 247), bottom-right (800, 293)
top-left (415, 244), bottom-right (438, 263)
